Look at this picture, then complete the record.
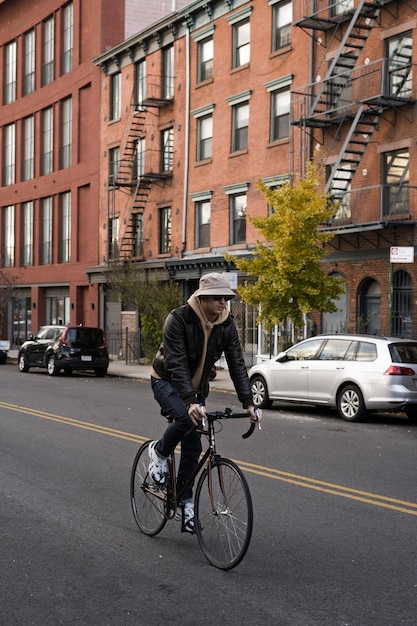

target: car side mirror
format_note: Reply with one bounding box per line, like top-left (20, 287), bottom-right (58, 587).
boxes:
top-left (276, 352), bottom-right (288, 363)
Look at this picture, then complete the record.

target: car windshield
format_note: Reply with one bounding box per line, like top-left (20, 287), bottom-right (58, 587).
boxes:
top-left (389, 342), bottom-right (417, 364)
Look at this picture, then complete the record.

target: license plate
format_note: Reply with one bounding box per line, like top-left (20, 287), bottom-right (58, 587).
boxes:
top-left (81, 355), bottom-right (92, 361)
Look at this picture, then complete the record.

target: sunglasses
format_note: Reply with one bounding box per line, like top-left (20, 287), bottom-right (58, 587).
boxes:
top-left (211, 295), bottom-right (232, 302)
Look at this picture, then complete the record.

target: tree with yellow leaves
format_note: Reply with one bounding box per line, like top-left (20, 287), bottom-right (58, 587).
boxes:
top-left (228, 163), bottom-right (345, 329)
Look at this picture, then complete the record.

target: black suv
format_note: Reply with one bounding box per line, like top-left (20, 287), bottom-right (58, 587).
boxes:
top-left (18, 325), bottom-right (109, 377)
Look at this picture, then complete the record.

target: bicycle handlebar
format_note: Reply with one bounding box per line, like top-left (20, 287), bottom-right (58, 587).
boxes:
top-left (203, 408), bottom-right (260, 439)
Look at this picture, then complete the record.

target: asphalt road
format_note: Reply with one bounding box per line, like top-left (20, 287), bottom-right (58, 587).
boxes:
top-left (1, 365), bottom-right (417, 625)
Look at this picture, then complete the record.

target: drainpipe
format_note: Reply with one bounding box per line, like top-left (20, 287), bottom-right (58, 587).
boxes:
top-left (181, 24), bottom-right (190, 255)
top-left (308, 0), bottom-right (316, 162)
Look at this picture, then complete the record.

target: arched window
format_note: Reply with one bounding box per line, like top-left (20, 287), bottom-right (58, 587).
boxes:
top-left (357, 278), bottom-right (380, 335)
top-left (392, 270), bottom-right (412, 337)
top-left (322, 272), bottom-right (348, 333)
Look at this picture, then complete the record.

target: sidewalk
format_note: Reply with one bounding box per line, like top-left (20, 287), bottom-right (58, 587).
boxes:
top-left (6, 349), bottom-right (236, 392)
top-left (107, 360), bottom-right (236, 392)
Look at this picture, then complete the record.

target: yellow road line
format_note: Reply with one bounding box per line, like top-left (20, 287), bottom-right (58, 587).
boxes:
top-left (2, 400), bottom-right (416, 516)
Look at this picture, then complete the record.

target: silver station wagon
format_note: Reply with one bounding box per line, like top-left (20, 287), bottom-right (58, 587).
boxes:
top-left (249, 334), bottom-right (417, 423)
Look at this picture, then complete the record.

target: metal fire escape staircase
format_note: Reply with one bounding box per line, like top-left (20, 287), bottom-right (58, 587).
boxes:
top-left (113, 93), bottom-right (171, 261)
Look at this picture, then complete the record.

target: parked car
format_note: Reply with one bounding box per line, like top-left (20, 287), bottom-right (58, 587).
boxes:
top-left (249, 334), bottom-right (417, 423)
top-left (18, 325), bottom-right (109, 377)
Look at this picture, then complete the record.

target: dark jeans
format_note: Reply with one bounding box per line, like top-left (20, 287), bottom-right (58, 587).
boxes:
top-left (151, 376), bottom-right (202, 501)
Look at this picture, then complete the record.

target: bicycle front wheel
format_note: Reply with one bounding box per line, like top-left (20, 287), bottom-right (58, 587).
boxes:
top-left (195, 457), bottom-right (253, 570)
top-left (130, 440), bottom-right (168, 536)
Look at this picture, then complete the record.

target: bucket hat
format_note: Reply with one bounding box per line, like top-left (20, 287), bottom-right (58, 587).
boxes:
top-left (194, 272), bottom-right (236, 298)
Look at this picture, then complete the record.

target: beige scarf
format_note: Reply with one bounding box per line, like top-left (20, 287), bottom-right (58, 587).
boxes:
top-left (188, 294), bottom-right (229, 393)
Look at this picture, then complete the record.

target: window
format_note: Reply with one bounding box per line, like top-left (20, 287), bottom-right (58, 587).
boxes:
top-left (230, 193), bottom-right (247, 244)
top-left (386, 33), bottom-right (412, 98)
top-left (270, 88), bottom-right (290, 141)
top-left (22, 116), bottom-right (35, 181)
top-left (134, 138), bottom-right (145, 179)
top-left (4, 41), bottom-right (16, 104)
top-left (108, 217), bottom-right (119, 260)
top-left (3, 123), bottom-right (16, 186)
top-left (41, 107), bottom-right (54, 175)
top-left (159, 207), bottom-right (171, 254)
top-left (232, 102), bottom-right (249, 152)
top-left (135, 60), bottom-right (146, 107)
top-left (197, 115), bottom-right (213, 161)
top-left (59, 191), bottom-right (71, 263)
top-left (22, 201), bottom-right (33, 266)
top-left (195, 200), bottom-right (211, 248)
top-left (61, 97), bottom-right (72, 169)
top-left (198, 37), bottom-right (213, 82)
top-left (108, 147), bottom-right (120, 186)
top-left (382, 149), bottom-right (409, 217)
top-left (162, 45), bottom-right (174, 99)
top-left (133, 214), bottom-right (143, 257)
top-left (41, 197), bottom-right (53, 264)
top-left (23, 30), bottom-right (35, 95)
top-left (110, 72), bottom-right (121, 120)
top-left (272, 1), bottom-right (292, 51)
top-left (43, 16), bottom-right (55, 86)
top-left (233, 19), bottom-right (250, 68)
top-left (331, 0), bottom-right (353, 16)
top-left (161, 128), bottom-right (174, 172)
top-left (61, 2), bottom-right (73, 74)
top-left (3, 205), bottom-right (15, 267)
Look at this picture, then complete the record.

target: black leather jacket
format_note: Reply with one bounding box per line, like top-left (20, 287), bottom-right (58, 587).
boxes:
top-left (152, 303), bottom-right (253, 408)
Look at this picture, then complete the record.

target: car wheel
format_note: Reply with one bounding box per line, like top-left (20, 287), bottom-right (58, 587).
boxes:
top-left (250, 375), bottom-right (272, 409)
top-left (95, 368), bottom-right (107, 377)
top-left (337, 384), bottom-right (366, 422)
top-left (18, 354), bottom-right (29, 373)
top-left (47, 355), bottom-right (60, 376)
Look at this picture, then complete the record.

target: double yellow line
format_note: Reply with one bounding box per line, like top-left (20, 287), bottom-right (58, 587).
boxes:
top-left (2, 400), bottom-right (416, 517)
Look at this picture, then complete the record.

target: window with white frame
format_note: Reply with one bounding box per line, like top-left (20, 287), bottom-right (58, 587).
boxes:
top-left (195, 199), bottom-right (211, 248)
top-left (4, 41), bottom-right (17, 104)
top-left (161, 128), bottom-right (174, 172)
top-left (271, 87), bottom-right (290, 140)
top-left (382, 149), bottom-right (409, 217)
top-left (135, 138), bottom-right (145, 179)
top-left (23, 29), bottom-right (35, 95)
top-left (61, 97), bottom-right (72, 169)
top-left (3, 205), bottom-right (15, 267)
top-left (41, 107), bottom-right (54, 175)
top-left (59, 191), bottom-right (71, 263)
top-left (43, 16), bottom-right (55, 86)
top-left (233, 18), bottom-right (250, 68)
top-left (198, 115), bottom-right (213, 161)
top-left (224, 182), bottom-right (249, 245)
top-left (110, 72), bottom-right (121, 120)
top-left (271, 1), bottom-right (292, 51)
top-left (22, 116), bottom-right (35, 181)
top-left (22, 201), bottom-right (34, 266)
top-left (331, 0), bottom-right (353, 16)
top-left (135, 59), bottom-right (146, 107)
top-left (133, 214), bottom-right (143, 257)
top-left (159, 207), bottom-right (171, 254)
top-left (41, 196), bottom-right (53, 264)
top-left (109, 146), bottom-right (120, 186)
top-left (108, 216), bottom-right (119, 260)
top-left (232, 102), bottom-right (249, 152)
top-left (198, 37), bottom-right (213, 82)
top-left (386, 33), bottom-right (412, 98)
top-left (61, 2), bottom-right (73, 74)
top-left (162, 45), bottom-right (174, 99)
top-left (3, 123), bottom-right (16, 186)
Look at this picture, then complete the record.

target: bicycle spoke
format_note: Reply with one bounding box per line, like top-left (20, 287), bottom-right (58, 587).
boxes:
top-left (130, 441), bottom-right (168, 536)
top-left (195, 458), bottom-right (253, 570)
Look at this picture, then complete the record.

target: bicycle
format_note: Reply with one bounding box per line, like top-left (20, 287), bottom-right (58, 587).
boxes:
top-left (130, 407), bottom-right (259, 570)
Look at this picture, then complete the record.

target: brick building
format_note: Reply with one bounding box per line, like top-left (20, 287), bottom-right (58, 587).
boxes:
top-left (0, 0), bottom-right (189, 345)
top-left (93, 0), bottom-right (417, 362)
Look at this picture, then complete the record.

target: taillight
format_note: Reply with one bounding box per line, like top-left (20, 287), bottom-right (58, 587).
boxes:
top-left (384, 365), bottom-right (416, 376)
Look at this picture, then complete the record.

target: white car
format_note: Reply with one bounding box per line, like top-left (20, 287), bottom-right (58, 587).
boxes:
top-left (249, 334), bottom-right (417, 422)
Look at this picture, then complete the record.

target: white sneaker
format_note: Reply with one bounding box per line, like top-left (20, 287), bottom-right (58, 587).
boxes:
top-left (148, 441), bottom-right (168, 485)
top-left (181, 501), bottom-right (195, 534)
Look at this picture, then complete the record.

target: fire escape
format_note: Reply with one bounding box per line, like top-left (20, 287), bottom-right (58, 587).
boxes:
top-left (109, 80), bottom-right (173, 261)
top-left (291, 0), bottom-right (416, 232)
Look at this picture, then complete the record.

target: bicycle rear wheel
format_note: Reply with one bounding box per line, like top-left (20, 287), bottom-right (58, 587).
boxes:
top-left (130, 440), bottom-right (168, 536)
top-left (195, 457), bottom-right (253, 570)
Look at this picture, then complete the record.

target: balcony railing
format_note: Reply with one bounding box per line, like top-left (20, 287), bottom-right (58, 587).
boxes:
top-left (320, 185), bottom-right (417, 231)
